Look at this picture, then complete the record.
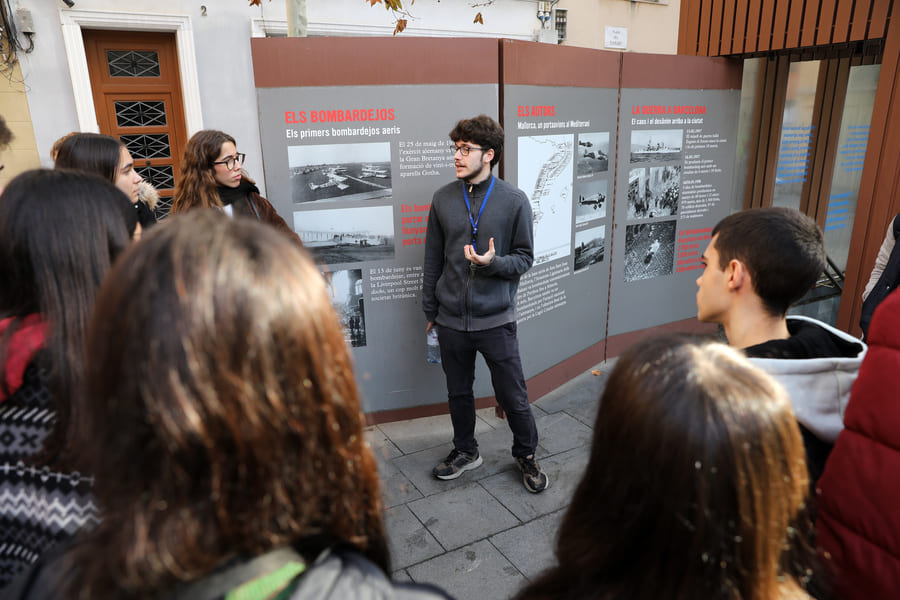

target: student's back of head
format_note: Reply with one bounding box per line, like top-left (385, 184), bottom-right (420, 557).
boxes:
top-left (66, 211), bottom-right (389, 597)
top-left (515, 334), bottom-right (816, 600)
top-left (712, 207), bottom-right (825, 316)
top-left (0, 169), bottom-right (134, 462)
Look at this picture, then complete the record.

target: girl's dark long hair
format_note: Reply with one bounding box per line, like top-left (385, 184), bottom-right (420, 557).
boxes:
top-left (67, 211), bottom-right (388, 598)
top-left (53, 132), bottom-right (123, 184)
top-left (515, 335), bottom-right (815, 600)
top-left (0, 169), bottom-right (133, 466)
top-left (171, 129), bottom-right (236, 212)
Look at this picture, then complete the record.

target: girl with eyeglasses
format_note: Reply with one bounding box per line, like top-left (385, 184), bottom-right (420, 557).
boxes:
top-left (171, 130), bottom-right (301, 244)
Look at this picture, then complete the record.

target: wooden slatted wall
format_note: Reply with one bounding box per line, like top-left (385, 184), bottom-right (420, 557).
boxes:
top-left (679, 0), bottom-right (894, 56)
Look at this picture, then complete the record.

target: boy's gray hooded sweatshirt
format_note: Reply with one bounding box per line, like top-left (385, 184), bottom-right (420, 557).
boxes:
top-left (422, 175), bottom-right (533, 332)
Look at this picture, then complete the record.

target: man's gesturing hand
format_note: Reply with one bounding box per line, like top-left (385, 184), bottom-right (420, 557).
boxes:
top-left (464, 237), bottom-right (495, 266)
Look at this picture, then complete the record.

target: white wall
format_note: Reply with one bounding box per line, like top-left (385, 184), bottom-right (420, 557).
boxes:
top-left (13, 0), bottom-right (544, 194)
top-left (558, 0), bottom-right (681, 54)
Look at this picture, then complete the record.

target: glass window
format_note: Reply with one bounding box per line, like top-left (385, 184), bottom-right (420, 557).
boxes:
top-left (772, 61), bottom-right (819, 210)
top-left (824, 64), bottom-right (880, 273)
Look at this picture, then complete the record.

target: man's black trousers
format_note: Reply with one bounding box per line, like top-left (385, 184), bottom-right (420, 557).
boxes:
top-left (437, 322), bottom-right (538, 458)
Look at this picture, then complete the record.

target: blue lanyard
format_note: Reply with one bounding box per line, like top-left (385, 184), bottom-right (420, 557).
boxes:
top-left (462, 176), bottom-right (495, 252)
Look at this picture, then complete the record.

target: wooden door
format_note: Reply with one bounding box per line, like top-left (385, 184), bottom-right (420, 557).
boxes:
top-left (83, 29), bottom-right (187, 218)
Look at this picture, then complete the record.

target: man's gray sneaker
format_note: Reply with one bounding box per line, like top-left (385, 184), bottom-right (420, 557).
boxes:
top-left (433, 449), bottom-right (483, 480)
top-left (516, 455), bottom-right (549, 493)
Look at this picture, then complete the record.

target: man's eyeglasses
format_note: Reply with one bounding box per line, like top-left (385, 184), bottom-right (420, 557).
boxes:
top-left (453, 145), bottom-right (485, 157)
top-left (212, 153), bottom-right (246, 170)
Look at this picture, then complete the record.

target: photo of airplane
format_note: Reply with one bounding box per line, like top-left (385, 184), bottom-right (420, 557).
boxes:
top-left (360, 164), bottom-right (389, 178)
top-left (308, 167), bottom-right (350, 191)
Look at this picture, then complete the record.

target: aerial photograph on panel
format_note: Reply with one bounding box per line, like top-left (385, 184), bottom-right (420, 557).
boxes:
top-left (289, 142), bottom-right (392, 204)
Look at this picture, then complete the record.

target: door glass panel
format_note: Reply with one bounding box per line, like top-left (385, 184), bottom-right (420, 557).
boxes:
top-left (106, 50), bottom-right (161, 77)
top-left (772, 60), bottom-right (819, 209)
top-left (824, 64), bottom-right (880, 273)
top-left (114, 101), bottom-right (167, 128)
top-left (120, 133), bottom-right (171, 159)
top-left (135, 165), bottom-right (174, 190)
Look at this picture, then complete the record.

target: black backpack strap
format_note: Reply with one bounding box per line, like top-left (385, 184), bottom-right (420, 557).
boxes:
top-left (893, 212), bottom-right (900, 240)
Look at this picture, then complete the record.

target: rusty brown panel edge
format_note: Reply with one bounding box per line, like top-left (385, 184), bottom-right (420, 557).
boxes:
top-left (832, 0), bottom-right (855, 43)
top-left (365, 318), bottom-right (717, 425)
top-left (770, 0), bottom-right (792, 51)
top-left (802, 61), bottom-right (834, 218)
top-left (745, 0), bottom-right (763, 52)
top-left (757, 0), bottom-right (777, 53)
top-left (816, 0), bottom-right (839, 45)
top-left (620, 53), bottom-right (743, 89)
top-left (759, 56), bottom-right (791, 207)
top-left (837, 12), bottom-right (900, 333)
top-left (679, 0), bottom-right (696, 54)
top-left (733, 0), bottom-right (751, 53)
top-left (722, 0), bottom-right (738, 55)
top-left (785, 0), bottom-right (807, 48)
top-left (501, 39), bottom-right (621, 88)
top-left (801, 0), bottom-right (823, 47)
top-left (849, 0), bottom-right (873, 41)
top-left (810, 60), bottom-right (848, 226)
top-left (866, 0), bottom-right (892, 40)
top-left (699, 0), bottom-right (713, 55)
top-left (710, 0), bottom-right (726, 56)
top-left (251, 37), bottom-right (499, 88)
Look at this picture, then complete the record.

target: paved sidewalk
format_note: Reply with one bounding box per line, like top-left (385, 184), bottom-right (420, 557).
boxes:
top-left (365, 359), bottom-right (616, 600)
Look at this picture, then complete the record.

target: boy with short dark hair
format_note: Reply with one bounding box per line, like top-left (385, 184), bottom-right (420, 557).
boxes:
top-left (696, 206), bottom-right (865, 483)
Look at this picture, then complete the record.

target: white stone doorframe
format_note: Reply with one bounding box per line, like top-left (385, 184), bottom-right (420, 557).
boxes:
top-left (59, 8), bottom-right (203, 135)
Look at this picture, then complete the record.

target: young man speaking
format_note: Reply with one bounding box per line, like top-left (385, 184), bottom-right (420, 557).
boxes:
top-left (695, 206), bottom-right (865, 484)
top-left (422, 115), bottom-right (547, 493)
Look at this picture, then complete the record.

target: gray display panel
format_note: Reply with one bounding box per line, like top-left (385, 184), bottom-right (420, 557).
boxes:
top-left (608, 89), bottom-right (741, 336)
top-left (257, 85), bottom-right (499, 412)
top-left (502, 85), bottom-right (617, 376)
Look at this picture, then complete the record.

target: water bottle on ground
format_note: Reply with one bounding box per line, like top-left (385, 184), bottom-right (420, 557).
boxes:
top-left (426, 326), bottom-right (441, 364)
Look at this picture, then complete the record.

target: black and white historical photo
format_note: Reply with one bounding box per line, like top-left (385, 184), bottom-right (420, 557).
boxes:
top-left (629, 166), bottom-right (681, 219)
top-left (627, 168), bottom-right (647, 219)
top-left (326, 269), bottom-right (367, 347)
top-left (573, 225), bottom-right (605, 272)
top-left (624, 220), bottom-right (676, 282)
top-left (629, 129), bottom-right (683, 163)
top-left (575, 132), bottom-right (609, 177)
top-left (294, 205), bottom-right (395, 265)
top-left (575, 179), bottom-right (607, 224)
top-left (289, 142), bottom-right (392, 204)
top-left (647, 165), bottom-right (680, 216)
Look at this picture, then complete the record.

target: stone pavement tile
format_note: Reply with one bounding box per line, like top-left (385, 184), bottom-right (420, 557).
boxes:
top-left (534, 412), bottom-right (594, 455)
top-left (392, 443), bottom-right (467, 498)
top-left (489, 509), bottom-right (565, 580)
top-left (480, 445), bottom-right (590, 521)
top-left (407, 482), bottom-right (520, 551)
top-left (378, 455), bottom-right (424, 509)
top-left (392, 424), bottom-right (530, 498)
top-left (565, 393), bottom-right (600, 428)
top-left (391, 569), bottom-right (412, 582)
top-left (379, 413), bottom-right (493, 455)
top-left (533, 363), bottom-right (611, 415)
top-left (384, 504), bottom-right (445, 570)
top-left (407, 539), bottom-right (526, 600)
top-left (366, 425), bottom-right (403, 461)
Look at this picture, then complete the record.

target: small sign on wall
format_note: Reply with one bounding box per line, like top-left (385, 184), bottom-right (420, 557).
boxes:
top-left (605, 26), bottom-right (627, 50)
